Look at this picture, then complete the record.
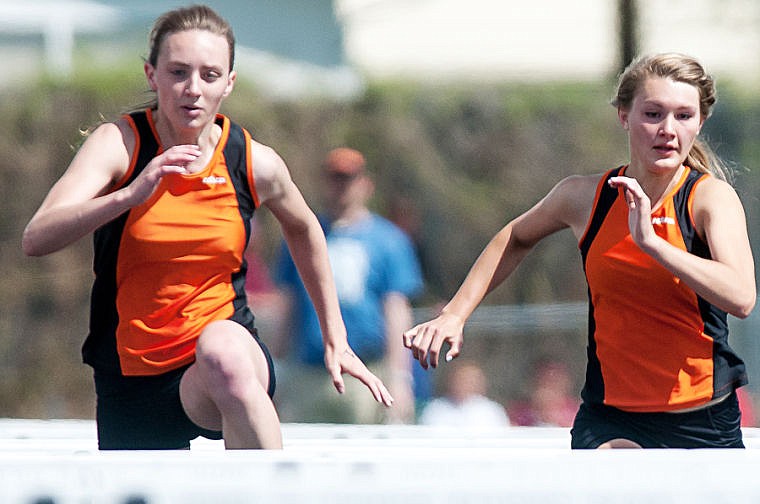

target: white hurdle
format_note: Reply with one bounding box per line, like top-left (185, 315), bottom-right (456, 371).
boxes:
top-left (1, 419), bottom-right (759, 503)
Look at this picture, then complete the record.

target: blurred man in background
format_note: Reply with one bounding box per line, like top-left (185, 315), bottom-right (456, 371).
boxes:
top-left (274, 147), bottom-right (423, 424)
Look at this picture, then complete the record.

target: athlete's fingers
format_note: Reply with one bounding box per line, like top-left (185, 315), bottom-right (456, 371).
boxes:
top-left (377, 381), bottom-right (394, 407)
top-left (332, 375), bottom-right (346, 395)
top-left (412, 327), bottom-right (434, 369)
top-left (428, 332), bottom-right (445, 369)
top-left (368, 377), bottom-right (394, 407)
top-left (402, 326), bottom-right (417, 349)
top-left (328, 362), bottom-right (346, 394)
top-left (445, 337), bottom-right (463, 363)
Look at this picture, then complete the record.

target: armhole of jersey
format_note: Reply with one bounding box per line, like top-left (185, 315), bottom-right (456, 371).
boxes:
top-left (244, 129), bottom-right (260, 208)
top-left (578, 167), bottom-right (620, 247)
top-left (109, 114), bottom-right (141, 193)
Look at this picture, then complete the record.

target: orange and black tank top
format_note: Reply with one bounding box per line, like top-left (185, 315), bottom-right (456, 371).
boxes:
top-left (579, 165), bottom-right (746, 412)
top-left (83, 109), bottom-right (260, 376)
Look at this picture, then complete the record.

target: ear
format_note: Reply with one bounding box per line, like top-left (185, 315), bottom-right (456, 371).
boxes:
top-left (144, 62), bottom-right (157, 92)
top-left (618, 107), bottom-right (629, 130)
top-left (222, 70), bottom-right (237, 99)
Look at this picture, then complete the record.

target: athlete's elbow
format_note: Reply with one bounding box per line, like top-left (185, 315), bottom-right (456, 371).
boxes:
top-left (730, 290), bottom-right (756, 319)
top-left (21, 224), bottom-right (60, 257)
top-left (21, 227), bottom-right (44, 257)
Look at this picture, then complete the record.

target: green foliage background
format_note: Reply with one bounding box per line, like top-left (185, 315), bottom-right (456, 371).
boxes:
top-left (2, 70), bottom-right (759, 418)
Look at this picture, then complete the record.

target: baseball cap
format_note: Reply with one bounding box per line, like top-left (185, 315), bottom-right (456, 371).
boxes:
top-left (323, 147), bottom-right (365, 176)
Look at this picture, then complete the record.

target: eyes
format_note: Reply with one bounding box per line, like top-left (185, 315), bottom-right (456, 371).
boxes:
top-left (643, 110), bottom-right (695, 121)
top-left (167, 66), bottom-right (224, 83)
top-left (642, 109), bottom-right (697, 122)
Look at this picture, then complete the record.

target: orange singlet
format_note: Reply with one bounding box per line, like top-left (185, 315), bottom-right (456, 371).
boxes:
top-left (579, 166), bottom-right (746, 412)
top-left (83, 109), bottom-right (259, 376)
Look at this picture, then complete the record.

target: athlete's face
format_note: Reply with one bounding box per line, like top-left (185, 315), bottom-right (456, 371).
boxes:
top-left (145, 29), bottom-right (236, 132)
top-left (618, 76), bottom-right (703, 174)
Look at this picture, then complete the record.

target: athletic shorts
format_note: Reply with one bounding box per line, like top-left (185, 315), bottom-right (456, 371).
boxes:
top-left (94, 328), bottom-right (275, 450)
top-left (570, 390), bottom-right (744, 449)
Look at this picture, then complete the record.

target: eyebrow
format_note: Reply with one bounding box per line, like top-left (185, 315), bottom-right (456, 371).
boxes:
top-left (165, 60), bottom-right (225, 72)
top-left (640, 98), bottom-right (698, 110)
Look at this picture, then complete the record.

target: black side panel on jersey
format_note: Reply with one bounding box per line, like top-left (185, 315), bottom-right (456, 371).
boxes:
top-left (82, 111), bottom-right (158, 374)
top-left (578, 167), bottom-right (622, 405)
top-left (672, 169), bottom-right (745, 396)
top-left (222, 119), bottom-right (257, 332)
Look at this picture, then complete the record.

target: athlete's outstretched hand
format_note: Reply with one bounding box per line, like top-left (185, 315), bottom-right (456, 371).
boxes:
top-left (323, 343), bottom-right (395, 407)
top-left (403, 311), bottom-right (464, 369)
top-left (608, 175), bottom-right (657, 250)
top-left (124, 145), bottom-right (202, 206)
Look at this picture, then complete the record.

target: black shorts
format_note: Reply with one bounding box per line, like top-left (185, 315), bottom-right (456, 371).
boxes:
top-left (94, 328), bottom-right (275, 450)
top-left (571, 390), bottom-right (744, 449)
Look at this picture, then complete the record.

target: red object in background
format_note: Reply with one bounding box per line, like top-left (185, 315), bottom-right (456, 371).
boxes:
top-left (738, 387), bottom-right (756, 427)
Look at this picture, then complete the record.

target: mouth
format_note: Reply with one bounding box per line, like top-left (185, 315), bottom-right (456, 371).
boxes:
top-left (653, 144), bottom-right (677, 155)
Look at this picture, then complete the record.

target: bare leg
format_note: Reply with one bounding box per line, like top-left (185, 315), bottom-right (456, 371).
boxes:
top-left (180, 320), bottom-right (283, 449)
top-left (597, 438), bottom-right (642, 449)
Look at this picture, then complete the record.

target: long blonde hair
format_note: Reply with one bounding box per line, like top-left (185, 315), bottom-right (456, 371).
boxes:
top-left (612, 53), bottom-right (731, 182)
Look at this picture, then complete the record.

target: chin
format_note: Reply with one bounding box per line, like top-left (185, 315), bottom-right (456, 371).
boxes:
top-left (650, 158), bottom-right (683, 172)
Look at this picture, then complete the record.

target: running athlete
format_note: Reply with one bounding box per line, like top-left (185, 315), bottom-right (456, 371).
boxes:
top-left (404, 53), bottom-right (756, 448)
top-left (22, 5), bottom-right (393, 450)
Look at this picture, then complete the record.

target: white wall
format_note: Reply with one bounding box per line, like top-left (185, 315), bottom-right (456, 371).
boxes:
top-left (337, 0), bottom-right (760, 83)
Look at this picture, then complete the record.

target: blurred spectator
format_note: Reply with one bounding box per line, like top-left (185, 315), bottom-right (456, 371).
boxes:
top-left (419, 360), bottom-right (509, 428)
top-left (274, 147), bottom-right (424, 424)
top-left (508, 358), bottom-right (579, 427)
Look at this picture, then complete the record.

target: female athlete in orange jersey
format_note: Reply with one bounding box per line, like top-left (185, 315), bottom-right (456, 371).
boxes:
top-left (22, 5), bottom-right (393, 450)
top-left (404, 53), bottom-right (756, 448)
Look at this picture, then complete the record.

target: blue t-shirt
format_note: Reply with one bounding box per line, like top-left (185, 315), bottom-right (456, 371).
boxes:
top-left (275, 213), bottom-right (423, 365)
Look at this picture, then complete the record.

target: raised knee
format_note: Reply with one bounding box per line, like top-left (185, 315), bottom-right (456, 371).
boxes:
top-left (195, 328), bottom-right (248, 382)
top-left (193, 323), bottom-right (267, 400)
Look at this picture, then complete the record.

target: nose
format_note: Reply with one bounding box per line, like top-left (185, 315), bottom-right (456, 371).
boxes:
top-left (659, 114), bottom-right (676, 137)
top-left (185, 72), bottom-right (202, 96)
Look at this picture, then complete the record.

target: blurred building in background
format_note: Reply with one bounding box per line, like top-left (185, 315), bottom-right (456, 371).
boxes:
top-left (2, 0), bottom-right (759, 421)
top-left (1, 0), bottom-right (759, 94)
top-left (338, 0), bottom-right (760, 83)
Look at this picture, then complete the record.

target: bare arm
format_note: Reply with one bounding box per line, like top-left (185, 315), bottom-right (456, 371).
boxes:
top-left (404, 174), bottom-right (599, 368)
top-left (252, 141), bottom-right (393, 406)
top-left (22, 120), bottom-right (200, 256)
top-left (610, 175), bottom-right (756, 318)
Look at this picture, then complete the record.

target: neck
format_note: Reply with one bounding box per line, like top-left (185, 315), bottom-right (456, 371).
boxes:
top-left (626, 162), bottom-right (685, 206)
top-left (152, 111), bottom-right (220, 173)
top-left (152, 110), bottom-right (218, 149)
top-left (329, 206), bottom-right (370, 227)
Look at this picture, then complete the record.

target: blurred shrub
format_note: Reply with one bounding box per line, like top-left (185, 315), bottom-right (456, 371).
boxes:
top-left (2, 71), bottom-right (757, 418)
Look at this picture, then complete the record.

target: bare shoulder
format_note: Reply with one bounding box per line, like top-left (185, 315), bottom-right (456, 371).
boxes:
top-left (553, 173), bottom-right (603, 196)
top-left (87, 118), bottom-right (133, 150)
top-left (546, 173), bottom-right (604, 228)
top-left (549, 173), bottom-right (602, 212)
top-left (693, 174), bottom-right (739, 197)
top-left (692, 174), bottom-right (746, 221)
top-left (250, 139), bottom-right (291, 204)
top-left (250, 140), bottom-right (284, 176)
top-left (66, 119), bottom-right (133, 188)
